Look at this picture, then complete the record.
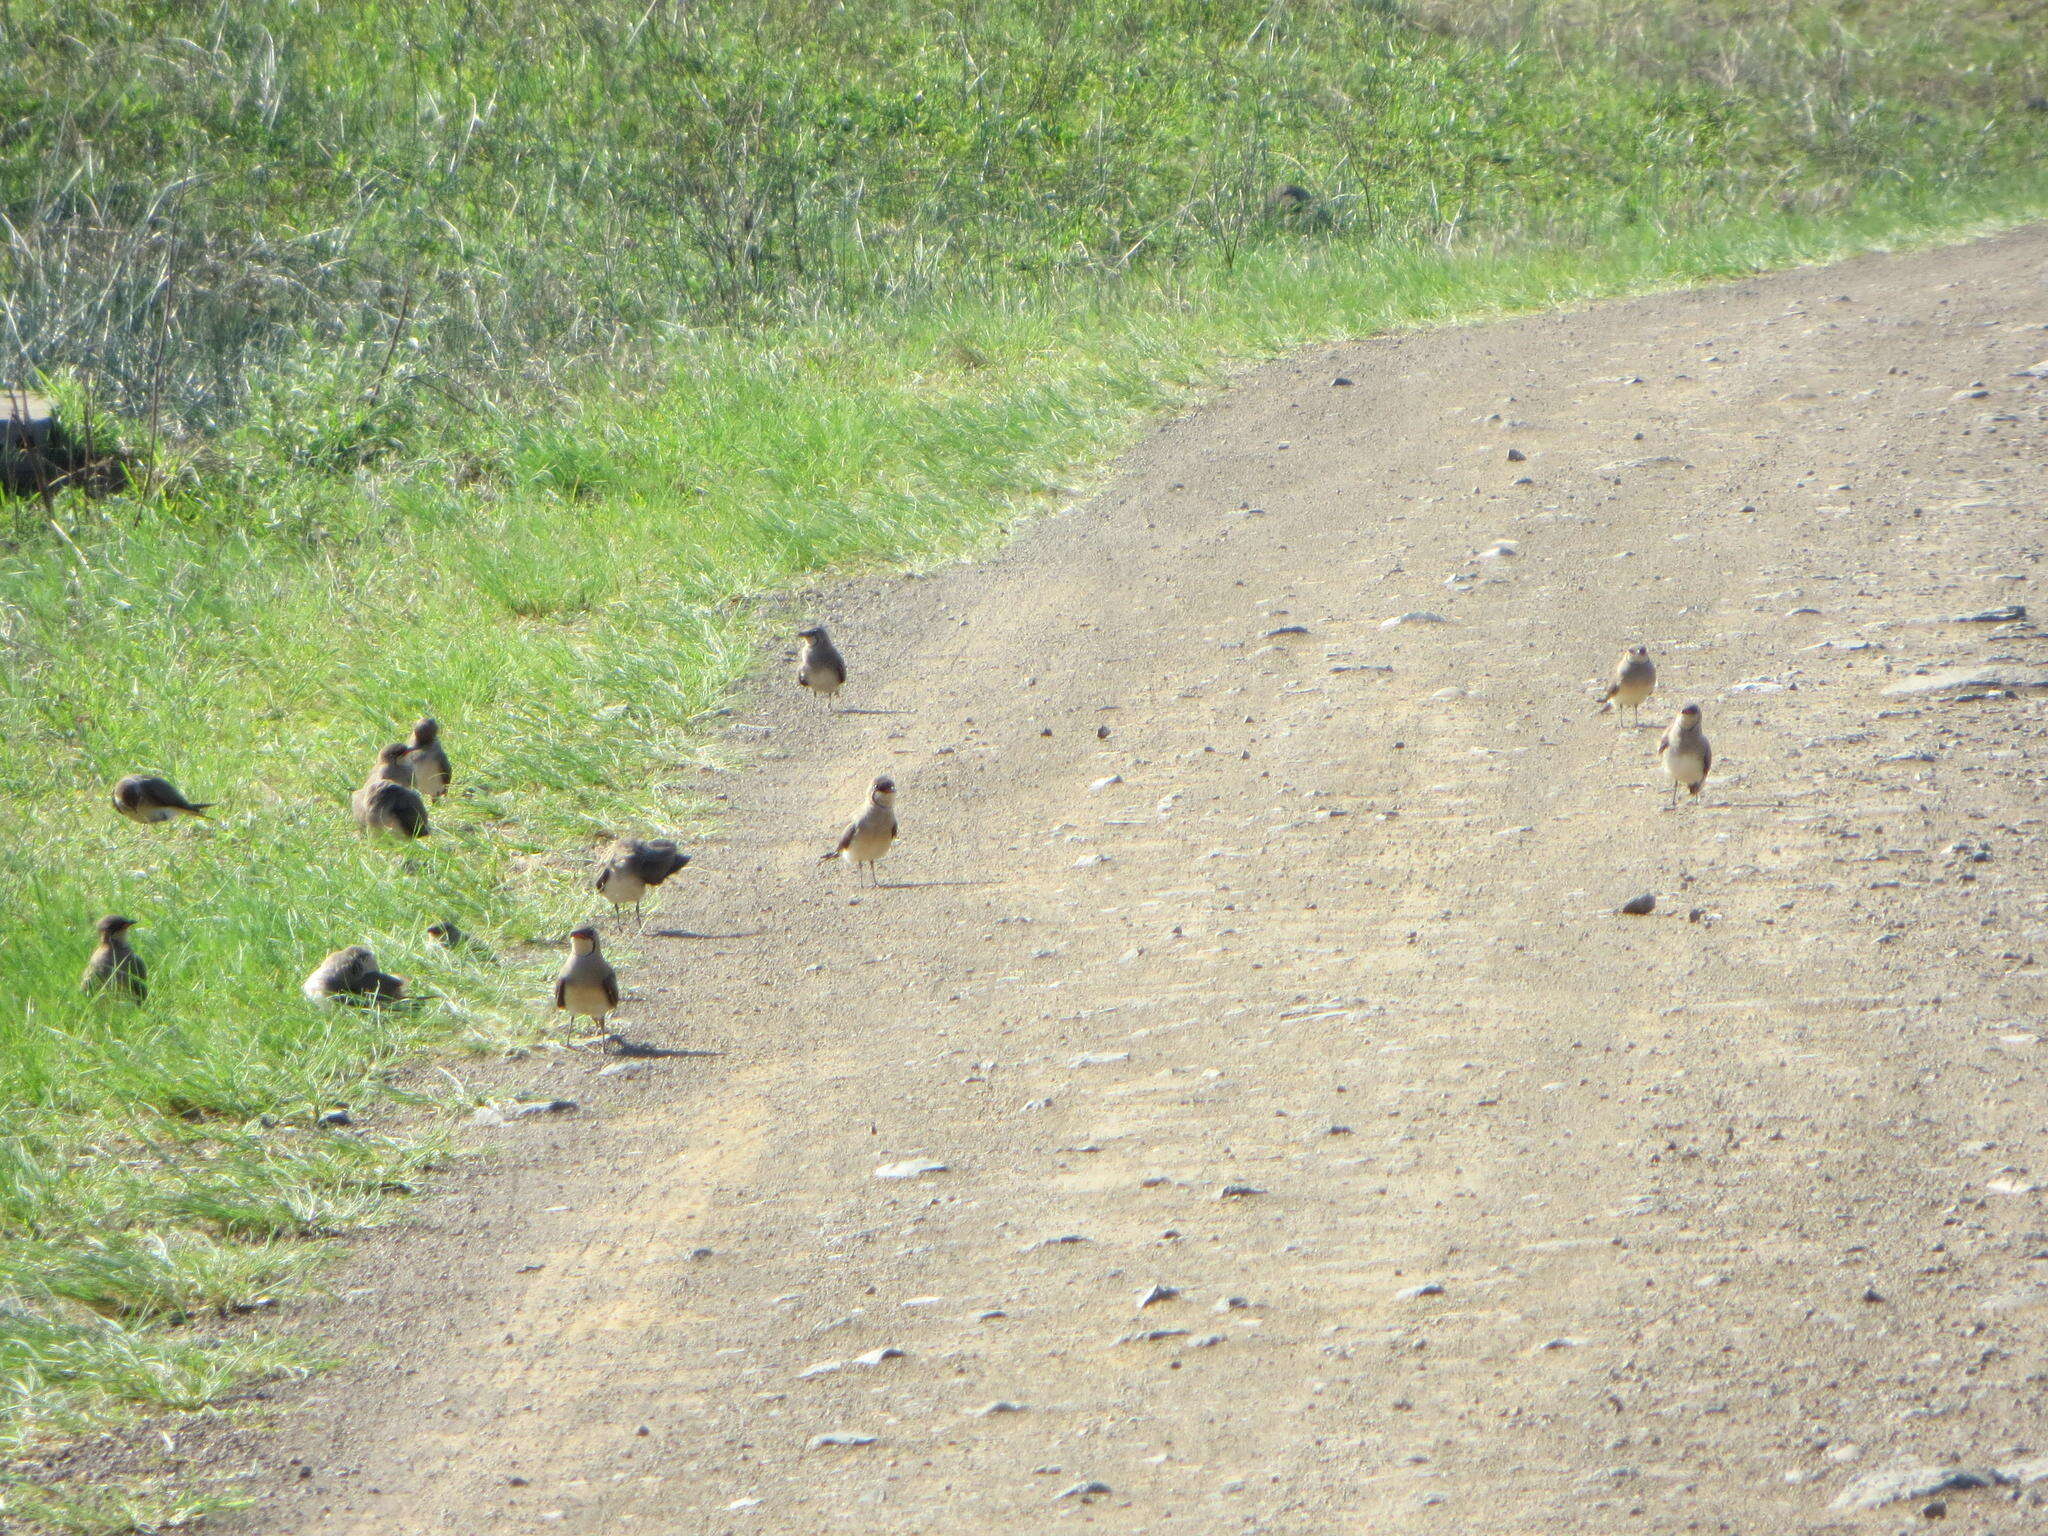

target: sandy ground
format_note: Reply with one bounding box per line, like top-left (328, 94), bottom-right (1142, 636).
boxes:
top-left (216, 228), bottom-right (2048, 1535)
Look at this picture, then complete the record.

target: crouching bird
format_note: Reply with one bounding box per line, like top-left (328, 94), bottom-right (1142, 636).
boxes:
top-left (796, 625), bottom-right (847, 708)
top-left (595, 838), bottom-right (691, 925)
top-left (81, 915), bottom-right (146, 1002)
top-left (1658, 703), bottom-right (1713, 806)
top-left (303, 945), bottom-right (407, 1004)
top-left (554, 927), bottom-right (620, 1044)
top-left (112, 774), bottom-right (212, 825)
top-left (824, 775), bottom-right (896, 885)
top-left (352, 744), bottom-right (430, 837)
top-left (404, 717), bottom-right (452, 800)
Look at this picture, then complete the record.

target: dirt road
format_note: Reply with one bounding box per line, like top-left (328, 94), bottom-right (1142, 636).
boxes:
top-left (227, 229), bottom-right (2048, 1534)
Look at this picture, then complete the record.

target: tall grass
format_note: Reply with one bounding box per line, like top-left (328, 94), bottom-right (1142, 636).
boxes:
top-left (1, 0), bottom-right (2045, 1524)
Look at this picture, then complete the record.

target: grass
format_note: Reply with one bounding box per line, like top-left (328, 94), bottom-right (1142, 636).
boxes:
top-left (0, 0), bottom-right (2045, 1525)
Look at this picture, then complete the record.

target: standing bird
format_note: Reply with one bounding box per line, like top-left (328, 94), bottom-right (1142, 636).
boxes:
top-left (404, 718), bottom-right (452, 800)
top-left (81, 915), bottom-right (146, 1002)
top-left (824, 775), bottom-right (897, 884)
top-left (1658, 704), bottom-right (1713, 806)
top-left (302, 945), bottom-right (407, 1004)
top-left (796, 625), bottom-right (847, 709)
top-left (351, 744), bottom-right (430, 838)
top-left (554, 927), bottom-right (620, 1041)
top-left (1599, 645), bottom-right (1657, 725)
top-left (595, 838), bottom-right (691, 925)
top-left (112, 775), bottom-right (211, 825)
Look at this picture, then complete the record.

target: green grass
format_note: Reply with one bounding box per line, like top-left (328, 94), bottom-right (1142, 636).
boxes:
top-left (1, 0), bottom-right (2046, 1524)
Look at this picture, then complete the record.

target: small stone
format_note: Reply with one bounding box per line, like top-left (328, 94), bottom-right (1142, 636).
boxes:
top-left (1056, 1480), bottom-right (1111, 1501)
top-left (1069, 1050), bottom-right (1129, 1067)
top-left (1096, 724), bottom-right (1110, 739)
top-left (315, 1110), bottom-right (353, 1128)
top-left (1263, 624), bottom-right (1310, 637)
top-left (1396, 1282), bottom-right (1445, 1299)
top-left (1216, 1183), bottom-right (1265, 1200)
top-left (1506, 447), bottom-right (1526, 462)
top-left (1214, 1296), bottom-right (1250, 1312)
top-left (1088, 775), bottom-right (1123, 792)
top-left (1380, 611), bottom-right (1449, 629)
top-left (1619, 893), bottom-right (1657, 916)
top-left (874, 1159), bottom-right (949, 1180)
top-left (1332, 376), bottom-right (1354, 386)
top-left (690, 1246), bottom-right (715, 1260)
top-left (972, 1400), bottom-right (1027, 1416)
top-left (808, 1432), bottom-right (877, 1449)
top-left (1137, 1284), bottom-right (1181, 1309)
top-left (1922, 1498), bottom-right (1946, 1518)
top-left (852, 1346), bottom-right (904, 1367)
top-left (1946, 604), bottom-right (2026, 623)
top-left (1861, 1287), bottom-right (1885, 1304)
top-left (1028, 1234), bottom-right (1090, 1250)
top-left (1073, 853), bottom-right (1110, 868)
top-left (506, 1099), bottom-right (578, 1118)
top-left (1830, 1467), bottom-right (2003, 1511)
top-left (1954, 388), bottom-right (1991, 400)
top-left (1116, 1327), bottom-right (1190, 1344)
top-left (1189, 1333), bottom-right (1225, 1347)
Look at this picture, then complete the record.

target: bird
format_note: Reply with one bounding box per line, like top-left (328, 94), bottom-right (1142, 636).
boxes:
top-left (1599, 645), bottom-right (1656, 725)
top-left (351, 744), bottom-right (430, 837)
top-left (112, 774), bottom-right (211, 825)
top-left (80, 915), bottom-right (146, 1001)
top-left (554, 926), bottom-right (620, 1041)
top-left (823, 775), bottom-right (897, 884)
top-left (1658, 703), bottom-right (1713, 806)
top-left (425, 921), bottom-right (464, 947)
top-left (302, 945), bottom-right (407, 1005)
top-left (595, 838), bottom-right (691, 925)
top-left (404, 718), bottom-right (452, 799)
top-left (796, 625), bottom-right (847, 708)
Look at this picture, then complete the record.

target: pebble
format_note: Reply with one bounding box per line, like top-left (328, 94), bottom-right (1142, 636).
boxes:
top-left (873, 1159), bottom-right (949, 1180)
top-left (1332, 376), bottom-right (1354, 386)
top-left (1506, 447), bottom-right (1527, 462)
top-left (316, 1110), bottom-right (353, 1128)
top-left (1137, 1284), bottom-right (1181, 1309)
top-left (1396, 1282), bottom-right (1445, 1299)
top-left (1116, 1327), bottom-right (1190, 1344)
top-left (1884, 665), bottom-right (2048, 696)
top-left (1056, 1480), bottom-right (1112, 1501)
top-left (807, 1432), bottom-right (878, 1449)
top-left (1947, 604), bottom-right (2027, 623)
top-left (972, 1400), bottom-right (1027, 1416)
top-left (1619, 893), bottom-right (1657, 916)
top-left (505, 1099), bottom-right (578, 1118)
top-left (1381, 611), bottom-right (1449, 629)
top-left (1070, 1050), bottom-right (1130, 1067)
top-left (1263, 624), bottom-right (1311, 637)
top-left (1216, 1183), bottom-right (1265, 1200)
top-left (1214, 1296), bottom-right (1250, 1312)
top-left (852, 1346), bottom-right (905, 1366)
top-left (1831, 1466), bottom-right (2002, 1511)
top-left (1088, 775), bottom-right (1123, 792)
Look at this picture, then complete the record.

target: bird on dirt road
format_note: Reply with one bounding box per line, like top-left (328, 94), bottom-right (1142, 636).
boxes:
top-left (1599, 645), bottom-right (1656, 725)
top-left (1658, 703), bottom-right (1712, 806)
top-left (554, 926), bottom-right (620, 1041)
top-left (352, 744), bottom-right (430, 837)
top-left (824, 775), bottom-right (897, 884)
top-left (404, 718), bottom-right (452, 800)
top-left (112, 774), bottom-right (212, 825)
top-left (797, 625), bottom-right (847, 708)
top-left (81, 915), bottom-right (146, 1002)
top-left (595, 838), bottom-right (691, 925)
top-left (303, 945), bottom-right (407, 1004)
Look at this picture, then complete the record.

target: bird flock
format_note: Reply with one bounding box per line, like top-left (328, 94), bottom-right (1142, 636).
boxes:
top-left (82, 626), bottom-right (898, 1048)
top-left (84, 624), bottom-right (1692, 1032)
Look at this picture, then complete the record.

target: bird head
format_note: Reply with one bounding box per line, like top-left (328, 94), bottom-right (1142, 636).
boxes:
top-left (411, 717), bottom-right (440, 745)
top-left (377, 743), bottom-right (411, 766)
top-left (96, 915), bottom-right (136, 938)
top-left (1679, 703), bottom-right (1702, 721)
top-left (1628, 645), bottom-right (1649, 660)
top-left (568, 926), bottom-right (601, 954)
top-left (797, 626), bottom-right (826, 642)
top-left (870, 775), bottom-right (895, 801)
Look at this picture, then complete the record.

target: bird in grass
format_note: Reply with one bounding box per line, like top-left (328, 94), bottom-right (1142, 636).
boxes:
top-left (1658, 703), bottom-right (1713, 806)
top-left (404, 718), bottom-right (452, 800)
top-left (80, 915), bottom-right (146, 1002)
top-left (823, 775), bottom-right (897, 884)
top-left (425, 921), bottom-right (465, 947)
top-left (554, 926), bottom-right (620, 1041)
top-left (1598, 645), bottom-right (1656, 725)
top-left (796, 625), bottom-right (847, 708)
top-left (302, 945), bottom-right (407, 1005)
top-left (595, 838), bottom-right (691, 925)
top-left (112, 774), bottom-right (212, 825)
top-left (351, 744), bottom-right (430, 837)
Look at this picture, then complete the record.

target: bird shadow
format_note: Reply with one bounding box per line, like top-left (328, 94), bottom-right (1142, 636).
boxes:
top-left (606, 1040), bottom-right (724, 1059)
top-left (644, 927), bottom-right (768, 940)
top-left (831, 706), bottom-right (911, 716)
top-left (870, 877), bottom-right (990, 890)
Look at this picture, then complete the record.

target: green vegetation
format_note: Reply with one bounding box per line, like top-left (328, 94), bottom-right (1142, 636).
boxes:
top-left (1, 0), bottom-right (2044, 1523)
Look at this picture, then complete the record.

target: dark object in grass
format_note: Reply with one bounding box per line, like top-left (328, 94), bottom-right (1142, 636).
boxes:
top-left (112, 774), bottom-right (212, 824)
top-left (595, 838), bottom-right (691, 922)
top-left (303, 945), bottom-right (407, 1005)
top-left (1619, 892), bottom-right (1657, 915)
top-left (351, 744), bottom-right (429, 837)
top-left (0, 389), bottom-right (131, 499)
top-left (316, 1109), bottom-right (354, 1127)
top-left (81, 915), bottom-right (146, 1002)
top-left (425, 920), bottom-right (464, 947)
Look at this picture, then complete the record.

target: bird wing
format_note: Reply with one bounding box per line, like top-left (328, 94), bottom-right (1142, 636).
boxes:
top-left (1700, 742), bottom-right (1713, 777)
top-left (602, 969), bottom-right (620, 1008)
top-left (552, 975), bottom-right (567, 1009)
top-left (1657, 726), bottom-right (1673, 754)
top-left (884, 809), bottom-right (898, 842)
top-left (834, 821), bottom-right (857, 854)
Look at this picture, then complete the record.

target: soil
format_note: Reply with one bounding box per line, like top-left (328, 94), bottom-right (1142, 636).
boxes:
top-left (216, 228), bottom-right (2048, 1534)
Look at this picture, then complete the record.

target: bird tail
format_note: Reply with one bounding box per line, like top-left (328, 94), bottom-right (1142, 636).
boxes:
top-left (1596, 687), bottom-right (1617, 713)
top-left (184, 803), bottom-right (214, 817)
top-left (820, 848), bottom-right (840, 863)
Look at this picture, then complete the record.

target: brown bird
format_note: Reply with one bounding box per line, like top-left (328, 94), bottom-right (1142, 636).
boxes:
top-left (404, 718), bottom-right (452, 799)
top-left (554, 926), bottom-right (620, 1040)
top-left (351, 744), bottom-right (430, 837)
top-left (302, 945), bottom-right (407, 1005)
top-left (425, 921), bottom-right (464, 947)
top-left (796, 625), bottom-right (847, 708)
top-left (595, 838), bottom-right (691, 924)
top-left (1658, 703), bottom-right (1713, 807)
top-left (81, 915), bottom-right (146, 1002)
top-left (1598, 645), bottom-right (1656, 725)
top-left (823, 775), bottom-right (897, 884)
top-left (112, 774), bottom-right (211, 825)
